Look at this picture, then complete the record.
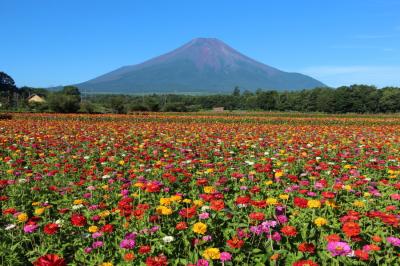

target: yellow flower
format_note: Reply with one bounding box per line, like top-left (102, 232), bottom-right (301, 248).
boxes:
top-left (73, 199), bottom-right (84, 205)
top-left (99, 210), bottom-right (110, 218)
top-left (183, 199), bottom-right (192, 204)
top-left (275, 171), bottom-right (283, 178)
top-left (314, 217), bottom-right (327, 227)
top-left (134, 182), bottom-right (145, 188)
top-left (307, 200), bottom-right (321, 208)
top-left (202, 247), bottom-right (220, 260)
top-left (363, 192), bottom-right (371, 197)
top-left (265, 180), bottom-right (273, 185)
top-left (193, 200), bottom-right (203, 207)
top-left (204, 186), bottom-right (215, 194)
top-left (159, 198), bottom-right (171, 206)
top-left (100, 263), bottom-right (113, 266)
top-left (34, 208), bottom-right (45, 216)
top-left (118, 160), bottom-right (125, 166)
top-left (325, 200), bottom-right (337, 208)
top-left (353, 200), bottom-right (365, 208)
top-left (170, 195), bottom-right (182, 202)
top-left (156, 206), bottom-right (172, 215)
top-left (31, 202), bottom-right (40, 206)
top-left (279, 194), bottom-right (289, 200)
top-left (88, 226), bottom-right (98, 233)
top-left (17, 213), bottom-right (28, 222)
top-left (266, 198), bottom-right (278, 205)
top-left (344, 185), bottom-right (352, 191)
top-left (193, 222), bottom-right (207, 234)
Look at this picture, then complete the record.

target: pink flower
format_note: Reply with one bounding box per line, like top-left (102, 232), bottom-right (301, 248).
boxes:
top-left (199, 212), bottom-right (210, 219)
top-left (327, 241), bottom-right (352, 256)
top-left (120, 239), bottom-right (135, 249)
top-left (23, 224), bottom-right (38, 233)
top-left (92, 241), bottom-right (103, 249)
top-left (387, 237), bottom-right (400, 247)
top-left (220, 252), bottom-right (232, 262)
top-left (196, 259), bottom-right (209, 266)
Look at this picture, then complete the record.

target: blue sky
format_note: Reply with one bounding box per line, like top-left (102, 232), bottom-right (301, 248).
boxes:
top-left (2, 0), bottom-right (400, 88)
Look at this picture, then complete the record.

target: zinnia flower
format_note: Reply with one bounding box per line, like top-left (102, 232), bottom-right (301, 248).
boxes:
top-left (387, 236), bottom-right (400, 247)
top-left (33, 254), bottom-right (66, 266)
top-left (202, 247), bottom-right (221, 260)
top-left (44, 223), bottom-right (59, 235)
top-left (193, 222), bottom-right (207, 234)
top-left (120, 239), bottom-right (135, 249)
top-left (342, 221), bottom-right (360, 237)
top-left (24, 224), bottom-right (38, 233)
top-left (327, 241), bottom-right (352, 256)
top-left (314, 217), bottom-right (327, 227)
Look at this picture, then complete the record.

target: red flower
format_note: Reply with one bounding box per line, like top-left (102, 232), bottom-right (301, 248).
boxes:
top-left (249, 212), bottom-right (265, 221)
top-left (145, 254), bottom-right (168, 266)
top-left (325, 234), bottom-right (341, 242)
top-left (43, 223), bottom-right (59, 235)
top-left (175, 222), bottom-right (188, 230)
top-left (298, 242), bottom-right (315, 253)
top-left (251, 199), bottom-right (267, 208)
top-left (235, 196), bottom-right (251, 205)
top-left (179, 206), bottom-right (197, 219)
top-left (33, 254), bottom-right (66, 266)
top-left (227, 237), bottom-right (245, 249)
top-left (293, 197), bottom-right (308, 208)
top-left (70, 213), bottom-right (86, 227)
top-left (292, 259), bottom-right (319, 266)
top-left (281, 225), bottom-right (297, 237)
top-left (101, 224), bottom-right (114, 233)
top-left (342, 222), bottom-right (361, 237)
top-left (355, 249), bottom-right (369, 261)
top-left (210, 200), bottom-right (225, 211)
top-left (138, 245), bottom-right (151, 254)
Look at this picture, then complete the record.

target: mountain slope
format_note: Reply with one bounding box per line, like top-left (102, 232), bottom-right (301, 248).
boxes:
top-left (76, 38), bottom-right (325, 93)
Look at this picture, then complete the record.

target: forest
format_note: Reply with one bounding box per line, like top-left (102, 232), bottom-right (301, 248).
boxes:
top-left (1, 71), bottom-right (400, 114)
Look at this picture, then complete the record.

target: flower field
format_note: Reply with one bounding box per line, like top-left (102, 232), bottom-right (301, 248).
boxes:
top-left (1, 113), bottom-right (400, 266)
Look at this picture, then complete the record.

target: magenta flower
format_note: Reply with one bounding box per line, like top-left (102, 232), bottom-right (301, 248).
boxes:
top-left (220, 252), bottom-right (232, 262)
top-left (196, 259), bottom-right (209, 266)
top-left (327, 241), bottom-right (352, 256)
top-left (23, 224), bottom-right (38, 233)
top-left (387, 237), bottom-right (400, 247)
top-left (198, 212), bottom-right (210, 219)
top-left (120, 239), bottom-right (135, 249)
top-left (92, 241), bottom-right (103, 249)
top-left (92, 232), bottom-right (103, 238)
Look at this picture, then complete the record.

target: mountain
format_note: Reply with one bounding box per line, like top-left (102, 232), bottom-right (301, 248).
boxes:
top-left (75, 38), bottom-right (325, 93)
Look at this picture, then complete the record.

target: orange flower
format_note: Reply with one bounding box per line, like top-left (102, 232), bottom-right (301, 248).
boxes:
top-left (281, 225), bottom-right (297, 237)
top-left (342, 222), bottom-right (361, 237)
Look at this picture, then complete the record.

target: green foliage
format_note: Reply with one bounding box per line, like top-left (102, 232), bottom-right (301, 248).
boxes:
top-left (48, 86), bottom-right (81, 113)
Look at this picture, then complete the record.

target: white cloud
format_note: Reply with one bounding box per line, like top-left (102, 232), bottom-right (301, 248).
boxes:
top-left (301, 66), bottom-right (400, 87)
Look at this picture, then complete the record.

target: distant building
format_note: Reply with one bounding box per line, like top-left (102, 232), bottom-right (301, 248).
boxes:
top-left (212, 107), bottom-right (224, 112)
top-left (28, 94), bottom-right (46, 103)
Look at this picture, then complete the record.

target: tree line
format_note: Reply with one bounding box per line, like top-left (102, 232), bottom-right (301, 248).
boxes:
top-left (1, 71), bottom-right (400, 113)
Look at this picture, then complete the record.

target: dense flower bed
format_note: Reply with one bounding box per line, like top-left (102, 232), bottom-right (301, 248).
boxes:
top-left (1, 113), bottom-right (399, 265)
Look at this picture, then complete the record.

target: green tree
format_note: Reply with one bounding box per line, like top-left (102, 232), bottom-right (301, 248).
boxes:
top-left (0, 71), bottom-right (18, 108)
top-left (48, 86), bottom-right (81, 113)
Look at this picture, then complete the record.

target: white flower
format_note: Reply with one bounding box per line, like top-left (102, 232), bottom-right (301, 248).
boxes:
top-left (102, 175), bottom-right (110, 179)
top-left (201, 206), bottom-right (210, 212)
top-left (162, 236), bottom-right (174, 243)
top-left (18, 179), bottom-right (27, 183)
top-left (84, 156), bottom-right (90, 160)
top-left (55, 219), bottom-right (64, 227)
top-left (245, 161), bottom-right (254, 166)
top-left (72, 204), bottom-right (83, 210)
top-left (5, 224), bottom-right (16, 230)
